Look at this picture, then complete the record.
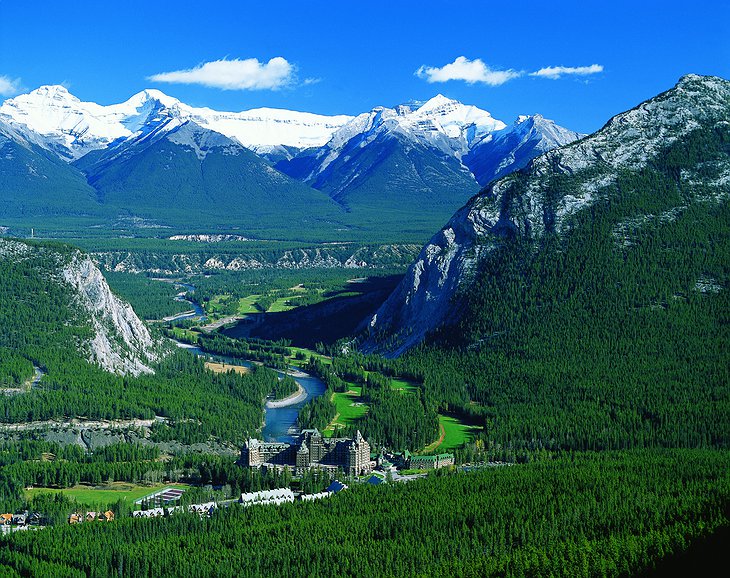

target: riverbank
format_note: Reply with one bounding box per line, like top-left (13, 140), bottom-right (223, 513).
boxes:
top-left (161, 292), bottom-right (327, 442)
top-left (266, 381), bottom-right (307, 408)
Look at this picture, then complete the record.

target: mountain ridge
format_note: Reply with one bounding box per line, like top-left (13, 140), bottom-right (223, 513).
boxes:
top-left (362, 74), bottom-right (730, 355)
top-left (275, 96), bottom-right (580, 228)
top-left (0, 237), bottom-right (159, 375)
top-left (0, 85), bottom-right (354, 161)
top-left (1, 86), bottom-right (581, 240)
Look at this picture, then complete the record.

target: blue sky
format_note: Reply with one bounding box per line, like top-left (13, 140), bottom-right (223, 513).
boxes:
top-left (1, 0), bottom-right (728, 133)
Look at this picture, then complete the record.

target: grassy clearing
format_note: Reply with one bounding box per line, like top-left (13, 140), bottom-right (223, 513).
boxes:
top-left (205, 294), bottom-right (236, 316)
top-left (422, 415), bottom-right (481, 454)
top-left (320, 373), bottom-right (419, 438)
top-left (24, 483), bottom-right (190, 509)
top-left (236, 294), bottom-right (262, 314)
top-left (324, 385), bottom-right (368, 437)
top-left (390, 378), bottom-right (418, 393)
top-left (286, 347), bottom-right (331, 365)
top-left (204, 361), bottom-right (249, 375)
top-left (168, 327), bottom-right (200, 341)
top-left (267, 296), bottom-right (296, 313)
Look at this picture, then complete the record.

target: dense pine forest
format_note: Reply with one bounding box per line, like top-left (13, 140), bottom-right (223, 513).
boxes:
top-left (0, 450), bottom-right (726, 577)
top-left (102, 272), bottom-right (189, 320)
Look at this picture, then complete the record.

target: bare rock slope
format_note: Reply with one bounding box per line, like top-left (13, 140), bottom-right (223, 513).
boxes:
top-left (1, 237), bottom-right (158, 375)
top-left (61, 250), bottom-right (158, 375)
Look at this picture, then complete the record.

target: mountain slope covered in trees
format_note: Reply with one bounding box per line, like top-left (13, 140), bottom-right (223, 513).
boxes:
top-left (76, 120), bottom-right (345, 237)
top-left (0, 238), bottom-right (277, 441)
top-left (365, 74), bottom-right (730, 354)
top-left (0, 118), bottom-right (103, 220)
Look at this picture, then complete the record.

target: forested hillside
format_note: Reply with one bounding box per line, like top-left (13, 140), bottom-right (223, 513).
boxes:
top-left (0, 239), bottom-right (277, 440)
top-left (396, 88), bottom-right (730, 458)
top-left (1, 450), bottom-right (726, 577)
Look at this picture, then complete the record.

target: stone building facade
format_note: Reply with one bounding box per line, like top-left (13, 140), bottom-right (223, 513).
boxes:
top-left (403, 451), bottom-right (455, 470)
top-left (241, 429), bottom-right (371, 476)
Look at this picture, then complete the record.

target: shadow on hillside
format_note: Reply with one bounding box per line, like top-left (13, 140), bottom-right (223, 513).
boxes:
top-left (633, 526), bottom-right (728, 577)
top-left (221, 275), bottom-right (402, 348)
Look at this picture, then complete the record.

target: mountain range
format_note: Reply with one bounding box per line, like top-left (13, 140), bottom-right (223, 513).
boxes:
top-left (276, 95), bottom-right (581, 213)
top-left (0, 87), bottom-right (580, 240)
top-left (363, 74), bottom-right (730, 354)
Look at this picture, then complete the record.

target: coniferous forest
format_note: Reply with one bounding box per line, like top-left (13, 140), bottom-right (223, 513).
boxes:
top-left (0, 450), bottom-right (726, 577)
top-left (0, 73), bottom-right (729, 576)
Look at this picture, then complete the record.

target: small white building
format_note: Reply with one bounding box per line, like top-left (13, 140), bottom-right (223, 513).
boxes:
top-left (239, 488), bottom-right (295, 507)
top-left (189, 502), bottom-right (217, 516)
top-left (132, 508), bottom-right (164, 518)
top-left (300, 492), bottom-right (330, 502)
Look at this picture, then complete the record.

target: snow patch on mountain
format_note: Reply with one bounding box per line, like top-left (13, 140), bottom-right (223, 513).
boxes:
top-left (166, 121), bottom-right (242, 160)
top-left (0, 85), bottom-right (353, 161)
top-left (180, 105), bottom-right (353, 152)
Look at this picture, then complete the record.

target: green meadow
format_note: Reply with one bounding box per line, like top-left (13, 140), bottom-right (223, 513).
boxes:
top-left (24, 483), bottom-right (190, 510)
top-left (422, 415), bottom-right (482, 454)
top-left (324, 385), bottom-right (369, 437)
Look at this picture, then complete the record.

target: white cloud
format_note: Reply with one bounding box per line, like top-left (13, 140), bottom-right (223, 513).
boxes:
top-left (148, 57), bottom-right (295, 90)
top-left (416, 56), bottom-right (521, 86)
top-left (530, 64), bottom-right (603, 79)
top-left (0, 75), bottom-right (22, 97)
top-left (415, 57), bottom-right (605, 86)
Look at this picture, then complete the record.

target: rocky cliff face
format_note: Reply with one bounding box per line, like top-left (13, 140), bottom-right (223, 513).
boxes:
top-left (1, 237), bottom-right (158, 374)
top-left (61, 251), bottom-right (158, 376)
top-left (362, 75), bottom-right (730, 355)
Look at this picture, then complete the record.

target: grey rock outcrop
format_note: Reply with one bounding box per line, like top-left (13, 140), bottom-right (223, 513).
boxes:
top-left (61, 252), bottom-right (158, 375)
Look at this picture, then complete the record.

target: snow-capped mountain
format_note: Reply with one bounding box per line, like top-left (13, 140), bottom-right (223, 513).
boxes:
top-left (0, 86), bottom-right (177, 161)
top-left (0, 95), bottom-right (345, 236)
top-left (71, 115), bottom-right (344, 238)
top-left (0, 85), bottom-right (353, 161)
top-left (465, 114), bottom-right (584, 185)
top-left (275, 95), bottom-right (579, 226)
top-left (75, 116), bottom-right (342, 226)
top-left (279, 95), bottom-right (505, 185)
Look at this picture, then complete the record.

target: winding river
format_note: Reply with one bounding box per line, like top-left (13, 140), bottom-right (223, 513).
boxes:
top-left (167, 282), bottom-right (326, 443)
top-left (169, 282), bottom-right (208, 322)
